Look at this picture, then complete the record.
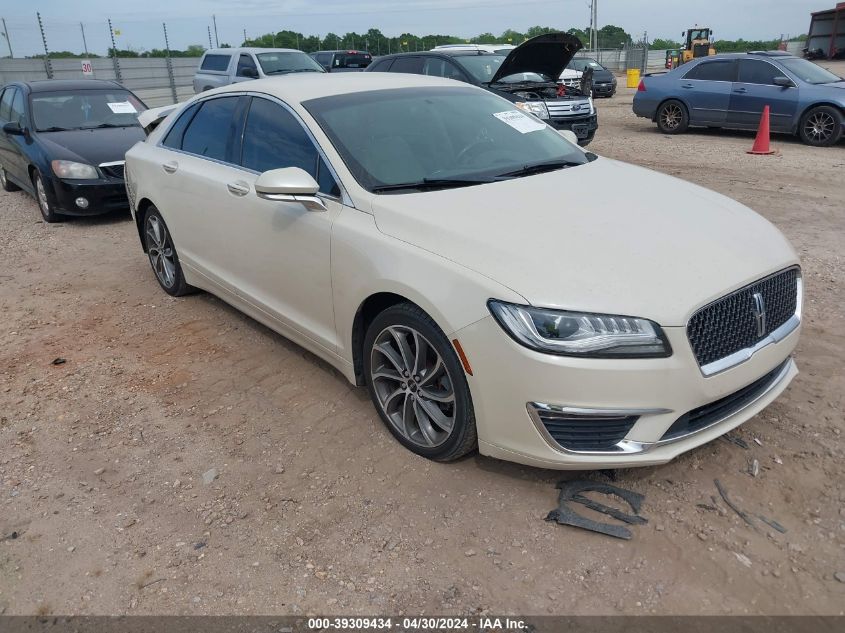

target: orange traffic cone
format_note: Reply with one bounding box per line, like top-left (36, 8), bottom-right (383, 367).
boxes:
top-left (748, 105), bottom-right (776, 155)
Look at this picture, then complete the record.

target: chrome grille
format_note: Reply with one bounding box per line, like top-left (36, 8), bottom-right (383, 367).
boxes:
top-left (99, 161), bottom-right (125, 180)
top-left (687, 268), bottom-right (800, 371)
top-left (546, 101), bottom-right (591, 117)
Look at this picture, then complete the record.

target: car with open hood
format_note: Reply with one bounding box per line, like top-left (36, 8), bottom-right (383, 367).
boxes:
top-left (367, 33), bottom-right (598, 145)
top-left (124, 72), bottom-right (801, 470)
top-left (0, 79), bottom-right (147, 222)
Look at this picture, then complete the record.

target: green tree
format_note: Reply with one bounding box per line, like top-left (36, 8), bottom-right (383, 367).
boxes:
top-left (597, 24), bottom-right (631, 47)
top-left (651, 38), bottom-right (681, 49)
top-left (526, 25), bottom-right (557, 39)
top-left (500, 29), bottom-right (525, 45)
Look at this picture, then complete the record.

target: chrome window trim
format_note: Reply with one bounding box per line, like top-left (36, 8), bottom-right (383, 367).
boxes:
top-left (694, 270), bottom-right (802, 377)
top-left (98, 160), bottom-right (125, 167)
top-left (155, 92), bottom-right (354, 208)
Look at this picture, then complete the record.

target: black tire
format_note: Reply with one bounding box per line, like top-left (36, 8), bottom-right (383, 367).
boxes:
top-left (1, 165), bottom-right (20, 192)
top-left (363, 302), bottom-right (477, 462)
top-left (798, 105), bottom-right (843, 147)
top-left (142, 206), bottom-right (195, 297)
top-left (32, 170), bottom-right (63, 223)
top-left (656, 99), bottom-right (689, 134)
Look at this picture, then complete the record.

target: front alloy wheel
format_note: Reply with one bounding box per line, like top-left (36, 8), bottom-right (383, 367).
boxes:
top-left (143, 207), bottom-right (193, 296)
top-left (364, 303), bottom-right (477, 461)
top-left (799, 106), bottom-right (842, 147)
top-left (33, 171), bottom-right (62, 222)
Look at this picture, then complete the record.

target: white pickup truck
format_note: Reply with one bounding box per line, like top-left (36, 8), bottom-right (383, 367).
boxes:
top-left (193, 47), bottom-right (326, 93)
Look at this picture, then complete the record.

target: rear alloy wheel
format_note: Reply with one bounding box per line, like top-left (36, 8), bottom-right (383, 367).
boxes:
top-left (798, 105), bottom-right (843, 147)
top-left (364, 303), bottom-right (477, 462)
top-left (32, 171), bottom-right (63, 223)
top-left (143, 206), bottom-right (194, 296)
top-left (656, 100), bottom-right (689, 134)
top-left (1, 165), bottom-right (20, 192)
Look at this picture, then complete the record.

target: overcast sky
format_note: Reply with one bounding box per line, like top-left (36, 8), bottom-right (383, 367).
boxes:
top-left (0, 0), bottom-right (823, 57)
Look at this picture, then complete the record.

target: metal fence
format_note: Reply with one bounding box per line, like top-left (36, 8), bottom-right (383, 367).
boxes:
top-left (0, 57), bottom-right (199, 107)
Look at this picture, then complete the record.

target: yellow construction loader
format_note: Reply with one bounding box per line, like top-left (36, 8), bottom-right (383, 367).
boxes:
top-left (679, 27), bottom-right (716, 65)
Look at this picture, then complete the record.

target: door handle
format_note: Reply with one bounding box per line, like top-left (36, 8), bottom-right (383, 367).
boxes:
top-left (227, 181), bottom-right (250, 196)
top-left (733, 88), bottom-right (747, 94)
top-left (681, 83), bottom-right (694, 89)
top-left (162, 161), bottom-right (178, 174)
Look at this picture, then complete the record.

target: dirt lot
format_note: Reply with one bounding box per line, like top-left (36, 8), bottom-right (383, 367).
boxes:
top-left (1, 69), bottom-right (844, 617)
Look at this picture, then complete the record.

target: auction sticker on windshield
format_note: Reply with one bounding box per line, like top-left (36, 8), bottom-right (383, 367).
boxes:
top-left (107, 101), bottom-right (137, 114)
top-left (492, 110), bottom-right (546, 134)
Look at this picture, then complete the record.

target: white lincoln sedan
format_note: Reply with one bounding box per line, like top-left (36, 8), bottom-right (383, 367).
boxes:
top-left (125, 73), bottom-right (801, 469)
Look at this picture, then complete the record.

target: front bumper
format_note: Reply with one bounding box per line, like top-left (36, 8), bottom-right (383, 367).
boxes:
top-left (453, 316), bottom-right (800, 470)
top-left (592, 82), bottom-right (616, 96)
top-left (548, 114), bottom-right (598, 145)
top-left (48, 177), bottom-right (129, 216)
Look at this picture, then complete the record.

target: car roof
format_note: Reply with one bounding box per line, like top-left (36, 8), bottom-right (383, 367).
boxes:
top-left (206, 72), bottom-right (476, 102)
top-left (19, 79), bottom-right (124, 93)
top-left (313, 50), bottom-right (371, 54)
top-left (376, 50), bottom-right (498, 60)
top-left (204, 47), bottom-right (301, 55)
top-left (693, 52), bottom-right (797, 61)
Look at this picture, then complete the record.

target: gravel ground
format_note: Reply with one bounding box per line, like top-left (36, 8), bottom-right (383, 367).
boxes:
top-left (1, 70), bottom-right (844, 617)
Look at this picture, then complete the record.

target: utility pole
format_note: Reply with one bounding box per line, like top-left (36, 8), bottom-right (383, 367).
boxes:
top-left (80, 22), bottom-right (89, 55)
top-left (207, 26), bottom-right (213, 49)
top-left (243, 28), bottom-right (247, 46)
top-left (163, 22), bottom-right (178, 103)
top-left (212, 14), bottom-right (219, 47)
top-left (593, 0), bottom-right (599, 55)
top-left (36, 12), bottom-right (52, 78)
top-left (108, 18), bottom-right (122, 81)
top-left (2, 18), bottom-right (13, 58)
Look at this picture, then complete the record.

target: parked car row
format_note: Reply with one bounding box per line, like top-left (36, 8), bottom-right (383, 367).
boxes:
top-left (0, 35), bottom-right (805, 471)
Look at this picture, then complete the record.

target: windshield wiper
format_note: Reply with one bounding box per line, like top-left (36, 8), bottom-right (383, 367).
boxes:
top-left (80, 123), bottom-right (136, 129)
top-left (495, 159), bottom-right (584, 179)
top-left (37, 126), bottom-right (72, 132)
top-left (371, 177), bottom-right (494, 193)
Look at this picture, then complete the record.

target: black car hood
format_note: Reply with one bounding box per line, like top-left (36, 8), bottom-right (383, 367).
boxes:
top-left (37, 126), bottom-right (145, 166)
top-left (489, 32), bottom-right (583, 84)
top-left (591, 68), bottom-right (615, 83)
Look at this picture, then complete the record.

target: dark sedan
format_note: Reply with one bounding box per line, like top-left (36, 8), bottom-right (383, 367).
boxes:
top-left (569, 57), bottom-right (617, 97)
top-left (0, 79), bottom-right (147, 222)
top-left (633, 51), bottom-right (845, 146)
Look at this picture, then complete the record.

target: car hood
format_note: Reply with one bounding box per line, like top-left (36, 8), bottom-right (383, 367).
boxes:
top-left (490, 32), bottom-right (583, 84)
top-left (370, 159), bottom-right (798, 326)
top-left (592, 68), bottom-right (615, 82)
top-left (36, 126), bottom-right (146, 166)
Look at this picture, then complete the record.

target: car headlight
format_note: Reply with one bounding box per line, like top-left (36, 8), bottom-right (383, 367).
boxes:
top-left (488, 300), bottom-right (671, 357)
top-left (51, 160), bottom-right (99, 180)
top-left (514, 101), bottom-right (549, 120)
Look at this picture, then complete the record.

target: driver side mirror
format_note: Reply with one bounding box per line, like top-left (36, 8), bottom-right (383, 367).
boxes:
top-left (241, 67), bottom-right (259, 79)
top-left (3, 121), bottom-right (24, 135)
top-left (772, 76), bottom-right (795, 88)
top-left (254, 167), bottom-right (326, 212)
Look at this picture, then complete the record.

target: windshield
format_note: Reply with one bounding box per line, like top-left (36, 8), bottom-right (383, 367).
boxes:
top-left (304, 87), bottom-right (589, 193)
top-left (569, 58), bottom-right (604, 71)
top-left (456, 55), bottom-right (549, 83)
top-left (31, 89), bottom-right (146, 131)
top-left (779, 58), bottom-right (842, 84)
top-left (257, 51), bottom-right (325, 75)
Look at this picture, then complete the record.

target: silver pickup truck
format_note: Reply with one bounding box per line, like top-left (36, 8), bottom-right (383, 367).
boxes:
top-left (193, 47), bottom-right (326, 93)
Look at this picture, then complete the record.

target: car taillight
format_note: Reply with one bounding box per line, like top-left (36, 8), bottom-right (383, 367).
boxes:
top-left (637, 79), bottom-right (646, 92)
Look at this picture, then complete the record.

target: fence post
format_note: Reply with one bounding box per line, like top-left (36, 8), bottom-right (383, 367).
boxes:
top-left (108, 19), bottom-right (122, 82)
top-left (37, 12), bottom-right (53, 79)
top-left (163, 22), bottom-right (178, 104)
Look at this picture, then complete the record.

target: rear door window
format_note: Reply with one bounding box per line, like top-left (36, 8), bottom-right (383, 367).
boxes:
top-left (368, 58), bottom-right (394, 72)
top-left (684, 60), bottom-right (736, 82)
top-left (180, 97), bottom-right (240, 161)
top-left (162, 102), bottom-right (201, 149)
top-left (200, 54), bottom-right (231, 72)
top-left (389, 56), bottom-right (424, 75)
top-left (736, 60), bottom-right (780, 85)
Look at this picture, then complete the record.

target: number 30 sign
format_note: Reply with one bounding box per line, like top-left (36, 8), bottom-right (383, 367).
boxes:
top-left (81, 60), bottom-right (93, 76)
